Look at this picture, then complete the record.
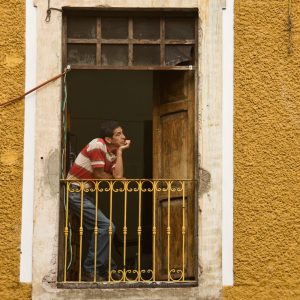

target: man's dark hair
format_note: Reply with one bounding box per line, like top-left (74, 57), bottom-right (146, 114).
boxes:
top-left (99, 120), bottom-right (121, 139)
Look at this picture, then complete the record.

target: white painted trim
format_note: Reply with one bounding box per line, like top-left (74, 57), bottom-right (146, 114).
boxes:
top-left (20, 0), bottom-right (37, 283)
top-left (222, 0), bottom-right (234, 286)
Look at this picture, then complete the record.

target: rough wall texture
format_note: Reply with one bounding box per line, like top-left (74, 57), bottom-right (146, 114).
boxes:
top-left (1, 1), bottom-right (300, 299)
top-left (224, 1), bottom-right (300, 299)
top-left (0, 1), bottom-right (31, 299)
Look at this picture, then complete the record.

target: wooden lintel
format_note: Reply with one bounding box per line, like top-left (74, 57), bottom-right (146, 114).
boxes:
top-left (69, 65), bottom-right (195, 71)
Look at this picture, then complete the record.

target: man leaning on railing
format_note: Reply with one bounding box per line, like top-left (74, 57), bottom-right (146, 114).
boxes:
top-left (66, 120), bottom-right (131, 281)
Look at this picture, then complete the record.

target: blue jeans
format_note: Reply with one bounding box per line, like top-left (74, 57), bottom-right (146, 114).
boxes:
top-left (69, 190), bottom-right (117, 276)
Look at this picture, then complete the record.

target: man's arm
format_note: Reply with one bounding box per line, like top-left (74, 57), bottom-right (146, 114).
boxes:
top-left (113, 140), bottom-right (131, 179)
top-left (93, 168), bottom-right (113, 179)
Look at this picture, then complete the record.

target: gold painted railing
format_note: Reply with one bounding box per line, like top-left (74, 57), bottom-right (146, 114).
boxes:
top-left (60, 179), bottom-right (194, 283)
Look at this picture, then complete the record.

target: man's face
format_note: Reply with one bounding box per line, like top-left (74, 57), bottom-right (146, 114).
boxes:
top-left (107, 126), bottom-right (126, 148)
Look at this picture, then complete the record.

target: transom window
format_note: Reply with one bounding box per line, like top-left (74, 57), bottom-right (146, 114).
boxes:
top-left (63, 10), bottom-right (197, 69)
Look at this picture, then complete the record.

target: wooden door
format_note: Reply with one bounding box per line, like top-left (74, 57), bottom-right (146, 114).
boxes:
top-left (153, 70), bottom-right (195, 280)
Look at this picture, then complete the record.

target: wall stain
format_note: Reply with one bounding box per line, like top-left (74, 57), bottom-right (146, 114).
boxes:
top-left (44, 148), bottom-right (60, 197)
top-left (42, 234), bottom-right (58, 289)
top-left (199, 167), bottom-right (211, 198)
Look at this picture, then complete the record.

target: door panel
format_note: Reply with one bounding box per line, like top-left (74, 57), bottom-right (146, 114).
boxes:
top-left (161, 111), bottom-right (188, 179)
top-left (160, 71), bottom-right (187, 103)
top-left (153, 71), bottom-right (195, 280)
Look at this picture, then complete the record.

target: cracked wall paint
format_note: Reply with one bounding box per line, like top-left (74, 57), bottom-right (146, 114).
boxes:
top-left (199, 167), bottom-right (211, 198)
top-left (44, 149), bottom-right (60, 197)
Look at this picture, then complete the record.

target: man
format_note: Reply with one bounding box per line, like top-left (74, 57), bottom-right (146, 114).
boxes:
top-left (67, 120), bottom-right (131, 281)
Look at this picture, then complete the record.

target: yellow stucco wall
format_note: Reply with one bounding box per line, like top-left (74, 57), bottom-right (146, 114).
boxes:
top-left (224, 1), bottom-right (300, 299)
top-left (1, 1), bottom-right (300, 299)
top-left (0, 1), bottom-right (31, 299)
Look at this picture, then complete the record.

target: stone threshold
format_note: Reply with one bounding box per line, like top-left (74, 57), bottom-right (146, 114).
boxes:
top-left (57, 281), bottom-right (198, 289)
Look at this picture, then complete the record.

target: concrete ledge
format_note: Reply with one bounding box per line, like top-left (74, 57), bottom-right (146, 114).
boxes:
top-left (57, 281), bottom-right (198, 289)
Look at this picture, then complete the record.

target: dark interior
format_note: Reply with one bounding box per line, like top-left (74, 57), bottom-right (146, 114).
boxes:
top-left (66, 70), bottom-right (153, 278)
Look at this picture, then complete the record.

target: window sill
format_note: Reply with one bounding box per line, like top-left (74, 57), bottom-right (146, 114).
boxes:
top-left (57, 281), bottom-right (198, 289)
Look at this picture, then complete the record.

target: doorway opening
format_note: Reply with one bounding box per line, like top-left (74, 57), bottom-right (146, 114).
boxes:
top-left (59, 8), bottom-right (198, 281)
top-left (59, 69), bottom-right (197, 283)
top-left (65, 70), bottom-right (153, 279)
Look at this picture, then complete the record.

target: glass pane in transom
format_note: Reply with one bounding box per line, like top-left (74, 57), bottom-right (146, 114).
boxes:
top-left (133, 18), bottom-right (160, 40)
top-left (67, 17), bottom-right (96, 39)
top-left (102, 18), bottom-right (128, 39)
top-left (67, 44), bottom-right (96, 64)
top-left (133, 45), bottom-right (160, 65)
top-left (165, 18), bottom-right (195, 40)
top-left (165, 45), bottom-right (194, 66)
top-left (101, 45), bottom-right (128, 66)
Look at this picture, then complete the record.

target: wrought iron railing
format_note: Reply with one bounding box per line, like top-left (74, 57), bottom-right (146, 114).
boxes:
top-left (60, 179), bottom-right (195, 284)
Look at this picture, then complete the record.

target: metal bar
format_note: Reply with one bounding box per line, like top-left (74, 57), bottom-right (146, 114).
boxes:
top-left (182, 181), bottom-right (186, 281)
top-left (108, 181), bottom-right (113, 282)
top-left (62, 178), bottom-right (196, 182)
top-left (167, 181), bottom-right (171, 281)
top-left (137, 181), bottom-right (142, 281)
top-left (152, 181), bottom-right (157, 282)
top-left (93, 182), bottom-right (99, 282)
top-left (123, 181), bottom-right (128, 281)
top-left (78, 182), bottom-right (84, 282)
top-left (59, 178), bottom-right (196, 284)
top-left (63, 182), bottom-right (70, 282)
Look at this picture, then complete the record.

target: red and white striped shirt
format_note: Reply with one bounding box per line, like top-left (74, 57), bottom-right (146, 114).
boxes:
top-left (67, 138), bottom-right (116, 180)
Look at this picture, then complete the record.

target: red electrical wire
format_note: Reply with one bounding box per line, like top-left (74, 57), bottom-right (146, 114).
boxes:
top-left (0, 65), bottom-right (71, 108)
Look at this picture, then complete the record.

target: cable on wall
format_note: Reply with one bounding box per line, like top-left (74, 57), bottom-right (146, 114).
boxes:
top-left (0, 66), bottom-right (71, 108)
top-left (45, 0), bottom-right (62, 22)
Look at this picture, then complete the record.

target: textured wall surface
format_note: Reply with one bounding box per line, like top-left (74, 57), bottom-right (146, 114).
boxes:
top-left (0, 1), bottom-right (31, 299)
top-left (1, 0), bottom-right (300, 299)
top-left (224, 1), bottom-right (300, 299)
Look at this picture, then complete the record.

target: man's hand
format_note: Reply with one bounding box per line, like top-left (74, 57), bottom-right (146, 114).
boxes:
top-left (113, 139), bottom-right (130, 179)
top-left (119, 139), bottom-right (131, 150)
